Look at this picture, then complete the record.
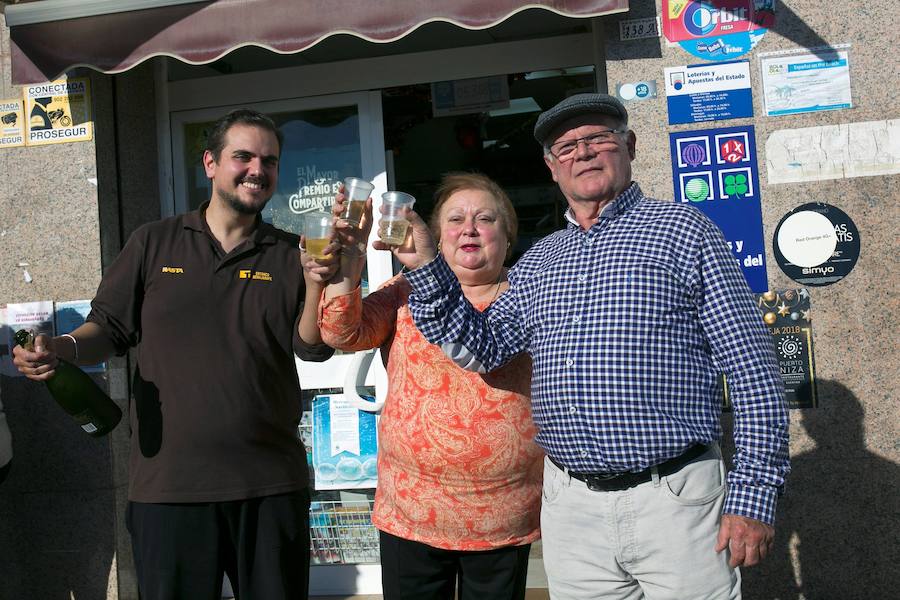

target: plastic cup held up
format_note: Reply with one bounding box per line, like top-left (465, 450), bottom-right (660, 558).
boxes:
top-left (302, 211), bottom-right (334, 259)
top-left (378, 191), bottom-right (416, 246)
top-left (341, 177), bottom-right (374, 226)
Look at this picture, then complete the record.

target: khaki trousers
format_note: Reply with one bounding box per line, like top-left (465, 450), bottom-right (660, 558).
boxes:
top-left (540, 446), bottom-right (741, 600)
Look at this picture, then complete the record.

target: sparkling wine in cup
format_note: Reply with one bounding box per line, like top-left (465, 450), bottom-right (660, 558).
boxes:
top-left (378, 191), bottom-right (416, 246)
top-left (302, 211), bottom-right (334, 259)
top-left (341, 177), bottom-right (374, 226)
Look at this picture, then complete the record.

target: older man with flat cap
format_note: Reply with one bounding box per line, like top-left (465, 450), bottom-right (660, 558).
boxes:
top-left (386, 93), bottom-right (789, 599)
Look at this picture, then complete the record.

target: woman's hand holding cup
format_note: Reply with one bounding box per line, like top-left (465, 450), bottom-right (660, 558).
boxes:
top-left (333, 185), bottom-right (373, 259)
top-left (372, 204), bottom-right (437, 271)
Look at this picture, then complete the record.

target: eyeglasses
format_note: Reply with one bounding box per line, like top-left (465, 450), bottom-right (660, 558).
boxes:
top-left (548, 128), bottom-right (628, 161)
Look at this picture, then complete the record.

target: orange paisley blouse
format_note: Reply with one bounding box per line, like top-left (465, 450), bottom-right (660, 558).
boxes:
top-left (319, 275), bottom-right (543, 550)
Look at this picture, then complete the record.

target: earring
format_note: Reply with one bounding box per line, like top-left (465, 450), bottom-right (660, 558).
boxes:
top-left (437, 241), bottom-right (442, 253)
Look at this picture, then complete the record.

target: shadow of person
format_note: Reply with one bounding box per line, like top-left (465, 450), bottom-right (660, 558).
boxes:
top-left (735, 380), bottom-right (900, 599)
top-left (0, 373), bottom-right (117, 600)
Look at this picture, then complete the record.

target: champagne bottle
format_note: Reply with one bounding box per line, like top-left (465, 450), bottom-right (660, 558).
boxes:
top-left (14, 329), bottom-right (122, 437)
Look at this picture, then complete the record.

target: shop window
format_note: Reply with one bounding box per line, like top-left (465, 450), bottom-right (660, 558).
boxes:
top-left (382, 67), bottom-right (595, 263)
top-left (180, 105), bottom-right (361, 234)
top-left (299, 386), bottom-right (379, 565)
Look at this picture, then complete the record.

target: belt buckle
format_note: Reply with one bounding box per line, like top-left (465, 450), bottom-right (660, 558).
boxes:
top-left (584, 472), bottom-right (622, 492)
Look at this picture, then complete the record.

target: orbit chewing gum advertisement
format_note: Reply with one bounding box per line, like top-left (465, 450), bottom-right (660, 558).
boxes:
top-left (662, 0), bottom-right (773, 43)
top-left (22, 78), bottom-right (93, 146)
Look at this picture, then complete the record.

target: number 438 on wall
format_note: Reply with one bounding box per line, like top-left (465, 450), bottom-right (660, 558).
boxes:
top-left (619, 17), bottom-right (661, 41)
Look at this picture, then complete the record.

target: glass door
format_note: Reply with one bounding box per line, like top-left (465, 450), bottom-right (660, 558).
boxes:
top-left (170, 91), bottom-right (390, 595)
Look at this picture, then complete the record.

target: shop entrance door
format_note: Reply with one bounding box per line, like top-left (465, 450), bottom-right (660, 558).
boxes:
top-left (170, 92), bottom-right (391, 595)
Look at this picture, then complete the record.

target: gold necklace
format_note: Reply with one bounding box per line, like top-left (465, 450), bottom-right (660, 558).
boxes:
top-left (463, 271), bottom-right (505, 305)
top-left (489, 271), bottom-right (505, 304)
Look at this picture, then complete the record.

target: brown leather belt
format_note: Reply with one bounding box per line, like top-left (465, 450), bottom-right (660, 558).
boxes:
top-left (549, 444), bottom-right (709, 492)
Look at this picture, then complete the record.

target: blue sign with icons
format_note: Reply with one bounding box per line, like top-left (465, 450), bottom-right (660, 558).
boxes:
top-left (669, 125), bottom-right (768, 292)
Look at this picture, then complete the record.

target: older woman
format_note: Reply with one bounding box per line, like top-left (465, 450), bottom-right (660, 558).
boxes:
top-left (319, 173), bottom-right (542, 600)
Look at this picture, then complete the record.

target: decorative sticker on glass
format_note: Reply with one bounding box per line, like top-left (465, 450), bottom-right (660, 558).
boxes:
top-left (312, 394), bottom-right (378, 491)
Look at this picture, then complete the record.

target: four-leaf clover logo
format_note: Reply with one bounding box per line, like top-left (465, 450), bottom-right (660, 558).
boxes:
top-left (724, 173), bottom-right (748, 198)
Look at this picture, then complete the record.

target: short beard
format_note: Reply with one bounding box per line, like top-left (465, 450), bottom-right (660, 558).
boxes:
top-left (217, 188), bottom-right (270, 216)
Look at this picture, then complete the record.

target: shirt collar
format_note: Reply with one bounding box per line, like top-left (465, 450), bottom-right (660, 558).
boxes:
top-left (563, 182), bottom-right (644, 229)
top-left (183, 201), bottom-right (277, 246)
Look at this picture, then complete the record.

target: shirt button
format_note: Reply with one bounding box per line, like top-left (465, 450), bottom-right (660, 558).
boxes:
top-left (565, 358), bottom-right (574, 366)
top-left (578, 273), bottom-right (587, 282)
top-left (572, 315), bottom-right (581, 323)
top-left (569, 406), bottom-right (577, 414)
top-left (580, 450), bottom-right (588, 458)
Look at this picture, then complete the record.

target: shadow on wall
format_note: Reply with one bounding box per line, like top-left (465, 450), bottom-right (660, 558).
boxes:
top-left (0, 374), bottom-right (117, 600)
top-left (725, 380), bottom-right (899, 599)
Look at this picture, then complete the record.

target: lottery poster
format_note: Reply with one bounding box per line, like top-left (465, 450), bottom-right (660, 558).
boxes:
top-left (669, 125), bottom-right (768, 292)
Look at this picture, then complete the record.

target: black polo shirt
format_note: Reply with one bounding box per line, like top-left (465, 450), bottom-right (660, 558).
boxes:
top-left (88, 204), bottom-right (333, 503)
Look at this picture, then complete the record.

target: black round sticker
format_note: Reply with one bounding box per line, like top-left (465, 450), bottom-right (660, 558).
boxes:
top-left (773, 202), bottom-right (860, 286)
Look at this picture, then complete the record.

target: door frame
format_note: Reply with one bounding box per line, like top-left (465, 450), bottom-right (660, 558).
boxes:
top-left (155, 26), bottom-right (604, 595)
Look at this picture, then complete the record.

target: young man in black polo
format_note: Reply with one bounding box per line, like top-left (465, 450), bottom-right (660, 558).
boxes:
top-left (13, 109), bottom-right (337, 599)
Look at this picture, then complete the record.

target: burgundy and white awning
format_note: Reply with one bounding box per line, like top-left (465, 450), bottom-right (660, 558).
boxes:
top-left (6, 0), bottom-right (629, 84)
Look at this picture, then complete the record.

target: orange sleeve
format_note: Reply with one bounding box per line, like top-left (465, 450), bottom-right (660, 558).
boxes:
top-left (319, 275), bottom-right (406, 352)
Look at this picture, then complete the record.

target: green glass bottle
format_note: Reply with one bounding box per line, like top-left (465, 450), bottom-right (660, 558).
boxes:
top-left (14, 329), bottom-right (122, 437)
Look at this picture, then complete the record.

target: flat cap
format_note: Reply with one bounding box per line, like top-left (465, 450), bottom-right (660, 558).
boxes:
top-left (533, 93), bottom-right (628, 145)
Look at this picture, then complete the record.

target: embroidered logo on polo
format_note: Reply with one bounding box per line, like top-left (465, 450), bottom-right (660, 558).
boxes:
top-left (238, 269), bottom-right (273, 282)
top-left (161, 266), bottom-right (184, 274)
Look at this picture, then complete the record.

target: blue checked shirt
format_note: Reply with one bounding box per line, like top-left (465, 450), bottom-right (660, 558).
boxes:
top-left (406, 183), bottom-right (789, 525)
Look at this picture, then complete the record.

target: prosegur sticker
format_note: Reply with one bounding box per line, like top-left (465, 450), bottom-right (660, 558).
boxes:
top-left (662, 0), bottom-right (774, 60)
top-left (23, 78), bottom-right (93, 146)
top-left (0, 99), bottom-right (25, 148)
top-left (773, 203), bottom-right (860, 286)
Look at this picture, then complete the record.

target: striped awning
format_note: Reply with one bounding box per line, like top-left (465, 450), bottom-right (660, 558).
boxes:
top-left (7, 0), bottom-right (629, 84)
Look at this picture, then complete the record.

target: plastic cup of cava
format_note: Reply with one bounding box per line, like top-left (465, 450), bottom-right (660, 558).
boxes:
top-left (378, 191), bottom-right (416, 246)
top-left (302, 211), bottom-right (334, 259)
top-left (381, 191), bottom-right (416, 218)
top-left (377, 215), bottom-right (410, 247)
top-left (341, 177), bottom-right (374, 226)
